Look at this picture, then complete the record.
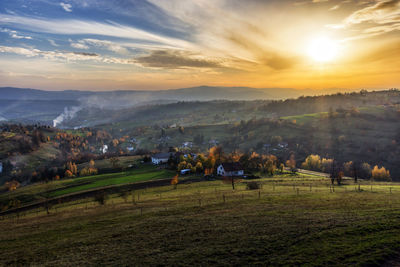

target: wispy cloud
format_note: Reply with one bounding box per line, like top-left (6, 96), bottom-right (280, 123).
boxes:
top-left (134, 50), bottom-right (224, 69)
top-left (0, 14), bottom-right (191, 49)
top-left (70, 39), bottom-right (89, 50)
top-left (0, 45), bottom-right (134, 65)
top-left (1, 28), bottom-right (32, 40)
top-left (60, 2), bottom-right (73, 12)
top-left (79, 39), bottom-right (128, 54)
top-left (327, 0), bottom-right (400, 41)
top-left (345, 0), bottom-right (400, 25)
top-left (48, 39), bottom-right (59, 47)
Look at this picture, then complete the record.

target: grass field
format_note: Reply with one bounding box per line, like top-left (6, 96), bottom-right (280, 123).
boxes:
top-left (1, 174), bottom-right (400, 266)
top-left (0, 163), bottom-right (175, 208)
top-left (49, 168), bottom-right (175, 197)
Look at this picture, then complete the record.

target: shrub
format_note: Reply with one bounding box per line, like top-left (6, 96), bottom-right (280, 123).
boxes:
top-left (94, 191), bottom-right (108, 205)
top-left (246, 181), bottom-right (260, 190)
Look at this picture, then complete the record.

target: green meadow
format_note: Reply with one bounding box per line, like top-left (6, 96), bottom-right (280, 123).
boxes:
top-left (1, 172), bottom-right (400, 266)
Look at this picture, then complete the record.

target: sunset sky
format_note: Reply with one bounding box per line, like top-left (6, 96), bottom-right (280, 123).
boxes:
top-left (0, 0), bottom-right (399, 91)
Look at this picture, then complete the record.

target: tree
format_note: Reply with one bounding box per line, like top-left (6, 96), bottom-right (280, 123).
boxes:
top-left (279, 163), bottom-right (284, 173)
top-left (360, 163), bottom-right (372, 179)
top-left (321, 158), bottom-right (334, 173)
top-left (171, 174), bottom-right (179, 189)
top-left (65, 170), bottom-right (73, 178)
top-left (343, 161), bottom-right (359, 183)
top-left (270, 135), bottom-right (282, 146)
top-left (112, 139), bottom-right (119, 147)
top-left (66, 161), bottom-right (77, 176)
top-left (371, 165), bottom-right (391, 181)
top-left (286, 154), bottom-right (297, 173)
top-left (5, 180), bottom-right (20, 191)
top-left (301, 155), bottom-right (322, 171)
top-left (336, 171), bottom-right (344, 185)
top-left (195, 161), bottom-right (203, 173)
top-left (109, 157), bottom-right (120, 169)
top-left (264, 157), bottom-right (276, 176)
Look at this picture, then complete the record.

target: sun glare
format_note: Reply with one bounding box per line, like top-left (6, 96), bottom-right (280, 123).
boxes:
top-left (307, 37), bottom-right (339, 63)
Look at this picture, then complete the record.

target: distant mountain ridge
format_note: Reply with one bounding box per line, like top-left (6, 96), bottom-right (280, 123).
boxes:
top-left (0, 86), bottom-right (378, 126)
top-left (0, 86), bottom-right (302, 101)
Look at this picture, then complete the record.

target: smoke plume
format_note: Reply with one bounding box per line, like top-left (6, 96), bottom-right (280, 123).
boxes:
top-left (53, 106), bottom-right (82, 127)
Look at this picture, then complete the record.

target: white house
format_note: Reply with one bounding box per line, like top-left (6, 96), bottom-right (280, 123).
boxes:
top-left (180, 168), bottom-right (191, 175)
top-left (217, 162), bottom-right (244, 177)
top-left (151, 152), bottom-right (174, 165)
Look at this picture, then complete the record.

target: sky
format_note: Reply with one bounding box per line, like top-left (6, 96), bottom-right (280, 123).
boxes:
top-left (0, 0), bottom-right (399, 91)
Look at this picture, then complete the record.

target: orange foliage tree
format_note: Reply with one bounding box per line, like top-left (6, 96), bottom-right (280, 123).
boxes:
top-left (171, 174), bottom-right (179, 189)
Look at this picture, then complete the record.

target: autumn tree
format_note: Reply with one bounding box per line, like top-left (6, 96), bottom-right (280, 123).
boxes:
top-left (301, 155), bottom-right (322, 171)
top-left (286, 154), bottom-right (297, 173)
top-left (171, 174), bottom-right (179, 189)
top-left (371, 165), bottom-right (391, 181)
top-left (195, 161), bottom-right (203, 173)
top-left (65, 170), bottom-right (74, 178)
top-left (5, 180), bottom-right (20, 191)
top-left (65, 161), bottom-right (77, 176)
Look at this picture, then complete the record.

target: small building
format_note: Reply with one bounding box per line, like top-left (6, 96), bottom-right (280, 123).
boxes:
top-left (277, 142), bottom-right (288, 149)
top-left (100, 145), bottom-right (108, 154)
top-left (180, 169), bottom-right (191, 175)
top-left (151, 152), bottom-right (174, 165)
top-left (217, 162), bottom-right (244, 177)
top-left (181, 141), bottom-right (193, 148)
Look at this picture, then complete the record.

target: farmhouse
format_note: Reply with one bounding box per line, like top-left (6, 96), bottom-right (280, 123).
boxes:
top-left (217, 162), bottom-right (244, 177)
top-left (151, 152), bottom-right (174, 165)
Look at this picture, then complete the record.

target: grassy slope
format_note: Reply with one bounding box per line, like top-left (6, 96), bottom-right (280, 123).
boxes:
top-left (0, 164), bottom-right (175, 207)
top-left (49, 168), bottom-right (174, 197)
top-left (1, 176), bottom-right (400, 266)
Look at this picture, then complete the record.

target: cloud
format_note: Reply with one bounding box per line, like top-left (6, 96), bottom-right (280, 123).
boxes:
top-left (0, 45), bottom-right (134, 65)
top-left (0, 28), bottom-right (32, 39)
top-left (79, 39), bottom-right (128, 54)
top-left (0, 46), bottom-right (39, 57)
top-left (134, 50), bottom-right (224, 69)
top-left (330, 5), bottom-right (340, 11)
top-left (48, 39), bottom-right (59, 47)
top-left (345, 0), bottom-right (400, 25)
top-left (70, 42), bottom-right (89, 50)
top-left (60, 2), bottom-right (73, 12)
top-left (330, 0), bottom-right (400, 40)
top-left (0, 14), bottom-right (191, 49)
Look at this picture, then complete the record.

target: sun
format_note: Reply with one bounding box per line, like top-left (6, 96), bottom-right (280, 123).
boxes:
top-left (307, 36), bottom-right (339, 63)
